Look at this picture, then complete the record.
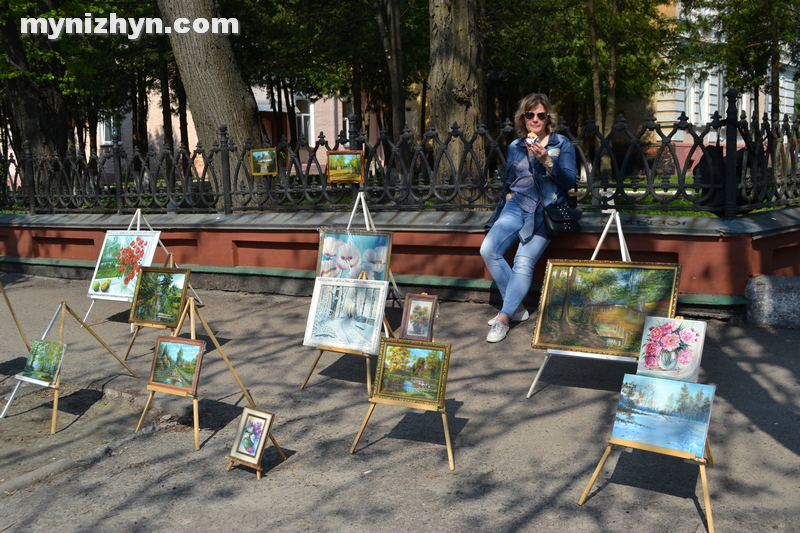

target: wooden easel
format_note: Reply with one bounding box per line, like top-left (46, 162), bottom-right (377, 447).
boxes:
top-left (225, 438), bottom-right (288, 480)
top-left (1, 281), bottom-right (30, 351)
top-left (578, 438), bottom-right (715, 532)
top-left (83, 209), bottom-right (203, 326)
top-left (134, 296), bottom-right (256, 450)
top-left (301, 271), bottom-right (394, 394)
top-left (350, 398), bottom-right (455, 470)
top-left (122, 254), bottom-right (186, 361)
top-left (0, 301), bottom-right (138, 433)
top-left (527, 210), bottom-right (635, 398)
top-left (348, 190), bottom-right (402, 303)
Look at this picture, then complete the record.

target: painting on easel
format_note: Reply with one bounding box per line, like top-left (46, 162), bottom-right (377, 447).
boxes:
top-left (372, 338), bottom-right (451, 410)
top-left (398, 294), bottom-right (438, 342)
top-left (17, 340), bottom-right (67, 387)
top-left (611, 373), bottom-right (715, 458)
top-left (304, 277), bottom-right (389, 355)
top-left (147, 336), bottom-right (205, 396)
top-left (636, 317), bottom-right (707, 383)
top-left (130, 268), bottom-right (191, 328)
top-left (229, 407), bottom-right (275, 466)
top-left (532, 260), bottom-right (681, 357)
top-left (317, 229), bottom-right (393, 281)
top-left (88, 230), bottom-right (161, 302)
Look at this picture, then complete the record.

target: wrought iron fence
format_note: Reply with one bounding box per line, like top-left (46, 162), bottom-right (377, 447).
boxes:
top-left (2, 89), bottom-right (798, 220)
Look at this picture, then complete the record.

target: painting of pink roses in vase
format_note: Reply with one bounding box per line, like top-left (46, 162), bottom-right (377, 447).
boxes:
top-left (636, 317), bottom-right (707, 383)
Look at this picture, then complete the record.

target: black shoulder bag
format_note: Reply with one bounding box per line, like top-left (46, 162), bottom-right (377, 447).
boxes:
top-left (543, 201), bottom-right (582, 238)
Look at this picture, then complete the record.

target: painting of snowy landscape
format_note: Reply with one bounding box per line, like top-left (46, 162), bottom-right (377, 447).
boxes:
top-left (611, 374), bottom-right (715, 458)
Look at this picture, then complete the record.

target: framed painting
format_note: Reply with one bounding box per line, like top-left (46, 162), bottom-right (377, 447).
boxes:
top-left (636, 317), bottom-right (707, 383)
top-left (532, 260), bottom-right (681, 357)
top-left (229, 407), bottom-right (275, 466)
top-left (88, 230), bottom-right (161, 302)
top-left (611, 373), bottom-right (715, 458)
top-left (303, 277), bottom-right (389, 355)
top-left (398, 293), bottom-right (438, 342)
top-left (17, 340), bottom-right (67, 387)
top-left (130, 267), bottom-right (191, 328)
top-left (326, 150), bottom-right (364, 183)
top-left (147, 336), bottom-right (206, 396)
top-left (317, 229), bottom-right (393, 281)
top-left (250, 148), bottom-right (278, 176)
top-left (372, 338), bottom-right (451, 411)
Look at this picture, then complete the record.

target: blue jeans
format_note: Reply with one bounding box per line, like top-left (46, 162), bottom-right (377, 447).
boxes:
top-left (480, 199), bottom-right (550, 318)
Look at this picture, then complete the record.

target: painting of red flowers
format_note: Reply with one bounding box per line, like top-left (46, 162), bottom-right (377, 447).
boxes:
top-left (88, 231), bottom-right (160, 302)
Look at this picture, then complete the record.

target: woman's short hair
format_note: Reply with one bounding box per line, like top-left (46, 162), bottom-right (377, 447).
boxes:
top-left (514, 93), bottom-right (557, 137)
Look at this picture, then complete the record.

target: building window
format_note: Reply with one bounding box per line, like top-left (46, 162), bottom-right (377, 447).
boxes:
top-left (296, 98), bottom-right (312, 142)
top-left (99, 117), bottom-right (119, 146)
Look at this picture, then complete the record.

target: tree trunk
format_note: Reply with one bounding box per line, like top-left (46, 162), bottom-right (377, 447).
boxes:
top-left (602, 1), bottom-right (619, 137)
top-left (157, 0), bottom-right (262, 207)
top-left (429, 0), bottom-right (483, 189)
top-left (588, 0), bottom-right (604, 133)
top-left (373, 0), bottom-right (406, 142)
top-left (158, 39), bottom-right (174, 152)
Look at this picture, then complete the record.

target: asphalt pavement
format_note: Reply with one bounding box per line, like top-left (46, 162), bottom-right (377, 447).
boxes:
top-left (0, 272), bottom-right (798, 533)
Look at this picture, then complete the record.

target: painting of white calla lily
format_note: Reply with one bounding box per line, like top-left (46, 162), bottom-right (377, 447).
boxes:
top-left (316, 230), bottom-right (393, 281)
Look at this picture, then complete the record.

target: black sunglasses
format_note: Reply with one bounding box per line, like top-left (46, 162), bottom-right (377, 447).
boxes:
top-left (524, 111), bottom-right (548, 121)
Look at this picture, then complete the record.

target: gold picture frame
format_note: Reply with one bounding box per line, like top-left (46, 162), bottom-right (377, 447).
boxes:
top-left (398, 293), bottom-right (438, 342)
top-left (250, 148), bottom-right (278, 176)
top-left (228, 407), bottom-right (275, 467)
top-left (372, 338), bottom-right (451, 411)
top-left (326, 150), bottom-right (364, 183)
top-left (147, 336), bottom-right (206, 396)
top-left (130, 267), bottom-right (191, 328)
top-left (532, 260), bottom-right (681, 357)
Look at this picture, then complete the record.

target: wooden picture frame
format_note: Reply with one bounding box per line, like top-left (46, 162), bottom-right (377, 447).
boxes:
top-left (17, 340), bottom-right (67, 387)
top-left (317, 229), bottom-right (393, 281)
top-left (372, 338), bottom-right (451, 411)
top-left (303, 277), bottom-right (389, 355)
top-left (532, 260), bottom-right (681, 357)
top-left (250, 148), bottom-right (278, 176)
top-left (88, 230), bottom-right (161, 302)
top-left (130, 267), bottom-right (191, 328)
top-left (398, 293), bottom-right (438, 342)
top-left (636, 317), bottom-right (707, 383)
top-left (228, 407), bottom-right (275, 466)
top-left (326, 150), bottom-right (364, 183)
top-left (611, 373), bottom-right (715, 458)
top-left (147, 336), bottom-right (206, 396)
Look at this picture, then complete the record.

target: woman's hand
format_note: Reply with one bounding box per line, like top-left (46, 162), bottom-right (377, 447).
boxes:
top-left (527, 138), bottom-right (551, 165)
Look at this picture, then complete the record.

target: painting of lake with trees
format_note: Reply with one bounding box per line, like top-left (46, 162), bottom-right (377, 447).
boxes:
top-left (130, 268), bottom-right (190, 328)
top-left (533, 260), bottom-right (680, 357)
top-left (611, 374), bottom-right (715, 458)
top-left (374, 339), bottom-right (451, 409)
top-left (148, 337), bottom-right (205, 395)
top-left (18, 340), bottom-right (67, 386)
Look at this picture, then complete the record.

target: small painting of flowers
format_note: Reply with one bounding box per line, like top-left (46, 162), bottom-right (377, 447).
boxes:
top-left (636, 317), bottom-right (707, 383)
top-left (88, 230), bottom-right (161, 302)
top-left (316, 229), bottom-right (392, 281)
top-left (398, 293), bottom-right (438, 342)
top-left (229, 407), bottom-right (275, 466)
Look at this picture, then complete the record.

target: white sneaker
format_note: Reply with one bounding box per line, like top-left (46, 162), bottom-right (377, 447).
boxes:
top-left (488, 308), bottom-right (529, 326)
top-left (486, 321), bottom-right (510, 343)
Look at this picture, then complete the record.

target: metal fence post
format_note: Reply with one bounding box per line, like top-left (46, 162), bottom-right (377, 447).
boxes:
top-left (219, 125), bottom-right (233, 215)
top-left (111, 134), bottom-right (123, 215)
top-left (724, 88), bottom-right (739, 220)
top-left (23, 141), bottom-right (35, 214)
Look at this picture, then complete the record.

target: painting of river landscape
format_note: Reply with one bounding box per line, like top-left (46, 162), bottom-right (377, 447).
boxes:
top-left (611, 374), bottom-right (715, 458)
top-left (18, 340), bottom-right (67, 387)
top-left (372, 338), bottom-right (451, 410)
top-left (532, 260), bottom-right (680, 357)
top-left (130, 268), bottom-right (191, 328)
top-left (147, 337), bottom-right (205, 396)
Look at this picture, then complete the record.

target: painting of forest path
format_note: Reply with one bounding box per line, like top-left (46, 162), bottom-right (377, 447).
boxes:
top-left (611, 374), bottom-right (715, 458)
top-left (533, 261), bottom-right (680, 357)
top-left (19, 340), bottom-right (67, 386)
top-left (326, 151), bottom-right (364, 183)
top-left (148, 337), bottom-right (205, 396)
top-left (374, 339), bottom-right (451, 409)
top-left (131, 268), bottom-right (190, 328)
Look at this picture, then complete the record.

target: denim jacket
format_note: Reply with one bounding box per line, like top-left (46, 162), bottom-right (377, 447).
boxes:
top-left (485, 132), bottom-right (577, 242)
